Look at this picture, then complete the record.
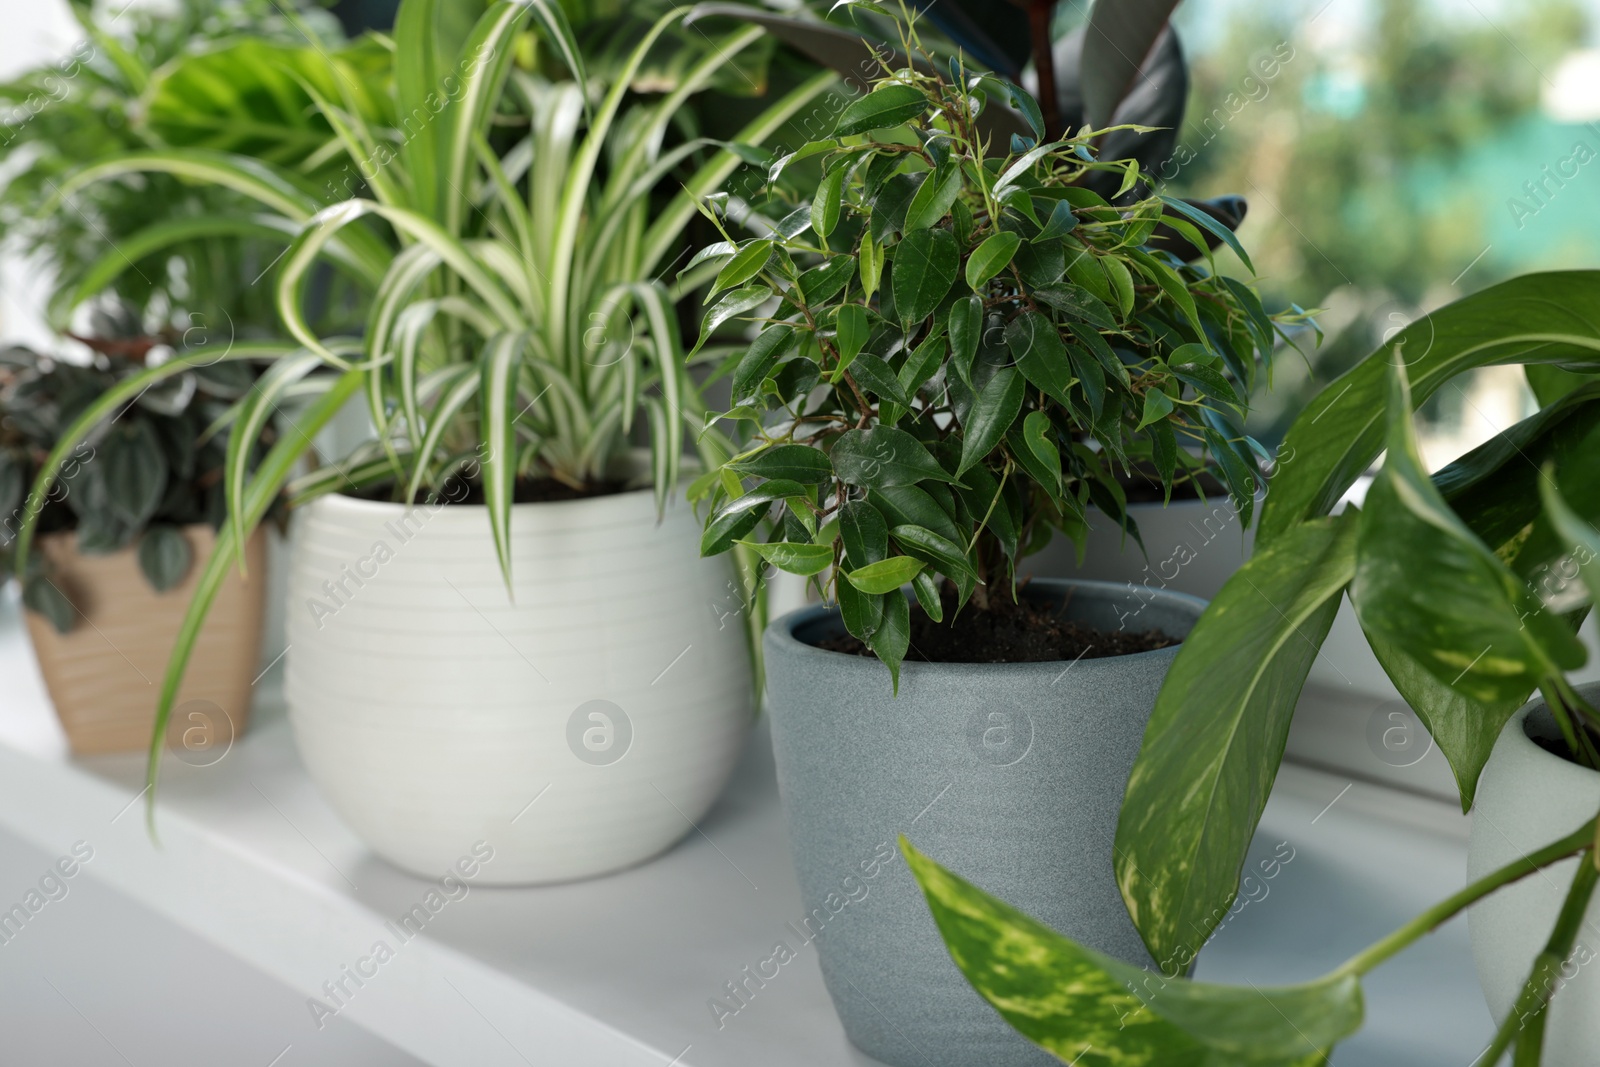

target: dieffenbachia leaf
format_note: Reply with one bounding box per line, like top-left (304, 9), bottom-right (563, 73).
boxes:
top-left (1117, 512), bottom-right (1358, 969)
top-left (1259, 271), bottom-right (1600, 546)
top-left (905, 841), bottom-right (1363, 1066)
top-left (1353, 360), bottom-right (1585, 709)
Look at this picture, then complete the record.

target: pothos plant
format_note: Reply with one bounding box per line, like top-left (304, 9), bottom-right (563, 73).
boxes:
top-left (900, 270), bottom-right (1600, 1063)
top-left (690, 15), bottom-right (1303, 688)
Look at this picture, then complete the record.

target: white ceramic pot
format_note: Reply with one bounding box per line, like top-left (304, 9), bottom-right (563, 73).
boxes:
top-left (1468, 684), bottom-right (1600, 1063)
top-left (1018, 494), bottom-right (1253, 601)
top-left (284, 485), bottom-right (753, 884)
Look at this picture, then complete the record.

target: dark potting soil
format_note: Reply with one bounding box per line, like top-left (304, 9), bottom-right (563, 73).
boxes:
top-left (816, 586), bottom-right (1178, 664)
top-left (351, 477), bottom-right (629, 506)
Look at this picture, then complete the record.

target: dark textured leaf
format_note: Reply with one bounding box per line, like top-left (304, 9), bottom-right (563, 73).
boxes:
top-left (904, 161), bottom-right (962, 233)
top-left (104, 421), bottom-right (168, 529)
top-left (849, 354), bottom-right (913, 409)
top-left (23, 574), bottom-right (77, 634)
top-left (837, 577), bottom-right (885, 641)
top-left (871, 483), bottom-right (964, 547)
top-left (1035, 282), bottom-right (1118, 330)
top-left (949, 295), bottom-right (983, 382)
top-left (137, 524), bottom-right (193, 592)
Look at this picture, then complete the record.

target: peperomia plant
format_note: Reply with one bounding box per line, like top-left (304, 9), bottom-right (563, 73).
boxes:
top-left (690, 11), bottom-right (1301, 688)
top-left (902, 272), bottom-right (1600, 1063)
top-left (0, 345), bottom-right (275, 632)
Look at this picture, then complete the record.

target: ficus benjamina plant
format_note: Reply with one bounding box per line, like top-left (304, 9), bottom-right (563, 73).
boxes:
top-left (901, 270), bottom-right (1600, 1064)
top-left (688, 10), bottom-right (1306, 690)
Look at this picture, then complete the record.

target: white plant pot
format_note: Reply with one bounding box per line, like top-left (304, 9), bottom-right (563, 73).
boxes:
top-left (284, 486), bottom-right (753, 884)
top-left (1018, 494), bottom-right (1253, 601)
top-left (1468, 684), bottom-right (1600, 1063)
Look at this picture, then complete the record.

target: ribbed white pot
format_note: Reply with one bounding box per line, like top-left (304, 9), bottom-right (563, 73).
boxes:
top-left (284, 486), bottom-right (753, 884)
top-left (1468, 685), bottom-right (1600, 1063)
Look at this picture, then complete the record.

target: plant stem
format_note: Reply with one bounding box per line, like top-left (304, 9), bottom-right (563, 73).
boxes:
top-left (1331, 817), bottom-right (1596, 980)
top-left (1478, 851), bottom-right (1599, 1065)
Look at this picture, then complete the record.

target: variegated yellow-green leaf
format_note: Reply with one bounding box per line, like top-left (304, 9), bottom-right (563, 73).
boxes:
top-left (904, 840), bottom-right (1362, 1066)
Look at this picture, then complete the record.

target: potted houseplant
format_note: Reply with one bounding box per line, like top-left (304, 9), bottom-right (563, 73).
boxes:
top-left (15, 0), bottom-right (838, 880)
top-left (896, 275), bottom-right (1600, 1063)
top-left (688, 10), bottom-right (1289, 1063)
top-left (0, 344), bottom-right (273, 755)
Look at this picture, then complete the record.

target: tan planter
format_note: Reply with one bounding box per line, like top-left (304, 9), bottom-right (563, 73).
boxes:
top-left (23, 524), bottom-right (266, 756)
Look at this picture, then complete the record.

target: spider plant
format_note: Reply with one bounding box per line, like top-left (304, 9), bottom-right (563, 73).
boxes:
top-left (12, 0), bottom-right (836, 816)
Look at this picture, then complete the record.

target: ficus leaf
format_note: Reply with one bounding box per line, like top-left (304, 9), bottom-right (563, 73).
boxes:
top-left (965, 231), bottom-right (1022, 291)
top-left (844, 554), bottom-right (925, 595)
top-left (892, 227), bottom-right (959, 326)
top-left (835, 83), bottom-right (927, 137)
top-left (831, 427), bottom-right (959, 488)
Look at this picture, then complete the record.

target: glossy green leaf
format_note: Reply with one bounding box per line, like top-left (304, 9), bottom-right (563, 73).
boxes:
top-left (904, 162), bottom-right (961, 233)
top-left (728, 444), bottom-right (833, 484)
top-left (1117, 513), bottom-right (1358, 970)
top-left (965, 231), bottom-right (1022, 291)
top-left (835, 83), bottom-right (927, 137)
top-left (848, 353), bottom-right (913, 409)
top-left (837, 577), bottom-right (885, 641)
top-left (834, 303), bottom-right (869, 372)
top-left (732, 324), bottom-right (798, 403)
top-left (840, 499), bottom-right (889, 568)
top-left (714, 240), bottom-right (775, 296)
top-left (1019, 411), bottom-right (1062, 491)
top-left (1259, 272), bottom-right (1600, 546)
top-left (1159, 196), bottom-right (1253, 272)
top-left (957, 366), bottom-right (1024, 476)
top-left (811, 166), bottom-right (847, 240)
top-left (845, 554), bottom-right (925, 595)
top-left (859, 233), bottom-right (885, 302)
top-left (1172, 363), bottom-right (1243, 413)
top-left (1353, 361), bottom-right (1584, 709)
top-left (831, 427), bottom-right (959, 488)
top-left (891, 524), bottom-right (979, 584)
top-left (949, 295), bottom-right (983, 382)
top-left (696, 285), bottom-right (772, 354)
top-left (1034, 282), bottom-right (1119, 331)
top-left (912, 570), bottom-right (944, 622)
top-left (737, 539), bottom-right (833, 576)
top-left (905, 840), bottom-right (1363, 1065)
top-left (871, 483), bottom-right (964, 548)
top-left (892, 228), bottom-right (959, 326)
top-left (1139, 388), bottom-right (1176, 428)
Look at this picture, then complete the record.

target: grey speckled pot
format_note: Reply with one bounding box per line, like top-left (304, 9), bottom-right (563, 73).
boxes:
top-left (763, 578), bottom-right (1206, 1067)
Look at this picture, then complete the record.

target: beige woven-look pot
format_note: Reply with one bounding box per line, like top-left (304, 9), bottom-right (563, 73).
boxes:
top-left (23, 524), bottom-right (266, 756)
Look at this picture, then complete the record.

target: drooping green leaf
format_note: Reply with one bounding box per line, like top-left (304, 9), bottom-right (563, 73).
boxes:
top-left (696, 286), bottom-right (772, 354)
top-left (835, 82), bottom-right (927, 137)
top-left (1353, 361), bottom-right (1585, 709)
top-left (837, 577), bottom-right (885, 641)
top-left (891, 524), bottom-right (979, 584)
top-left (849, 354), bottom-right (913, 409)
top-left (840, 499), bottom-right (889, 569)
top-left (834, 303), bottom-right (869, 373)
top-left (1138, 388), bottom-right (1176, 428)
top-left (869, 588), bottom-right (911, 693)
top-left (911, 569), bottom-right (944, 622)
top-left (1159, 196), bottom-right (1253, 273)
top-left (904, 161), bottom-right (962, 233)
top-left (949, 295), bottom-right (983, 382)
top-left (891, 227), bottom-right (959, 326)
top-left (1117, 513), bottom-right (1358, 970)
top-left (1019, 411), bottom-right (1062, 492)
top-left (1034, 281), bottom-right (1119, 331)
top-left (905, 840), bottom-right (1363, 1065)
top-left (831, 427), bottom-right (959, 488)
top-left (1006, 311), bottom-right (1075, 407)
top-left (957, 366), bottom-right (1024, 475)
